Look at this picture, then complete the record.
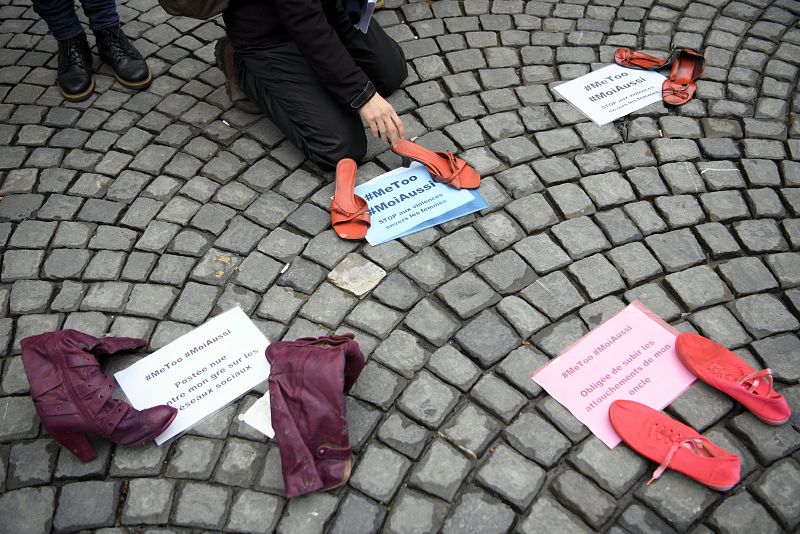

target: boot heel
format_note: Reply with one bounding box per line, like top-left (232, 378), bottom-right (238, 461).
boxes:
top-left (50, 430), bottom-right (97, 462)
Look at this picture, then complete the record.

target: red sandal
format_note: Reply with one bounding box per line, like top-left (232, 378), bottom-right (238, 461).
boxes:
top-left (676, 333), bottom-right (791, 425)
top-left (610, 400), bottom-right (740, 491)
top-left (662, 48), bottom-right (704, 106)
top-left (330, 158), bottom-right (370, 240)
top-left (391, 139), bottom-right (480, 190)
top-left (614, 48), bottom-right (677, 70)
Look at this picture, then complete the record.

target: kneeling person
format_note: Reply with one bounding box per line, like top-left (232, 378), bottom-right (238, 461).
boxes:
top-left (222, 0), bottom-right (408, 168)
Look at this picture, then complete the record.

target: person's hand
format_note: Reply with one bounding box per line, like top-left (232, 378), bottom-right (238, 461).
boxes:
top-left (358, 93), bottom-right (405, 144)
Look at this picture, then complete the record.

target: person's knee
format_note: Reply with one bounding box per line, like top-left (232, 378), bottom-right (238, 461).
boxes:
top-left (374, 45), bottom-right (408, 96)
top-left (307, 123), bottom-right (367, 169)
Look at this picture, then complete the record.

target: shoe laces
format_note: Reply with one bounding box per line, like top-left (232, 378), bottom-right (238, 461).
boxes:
top-left (98, 27), bottom-right (138, 60)
top-left (648, 437), bottom-right (707, 485)
top-left (59, 36), bottom-right (88, 70)
top-left (737, 369), bottom-right (775, 396)
top-left (709, 361), bottom-right (735, 381)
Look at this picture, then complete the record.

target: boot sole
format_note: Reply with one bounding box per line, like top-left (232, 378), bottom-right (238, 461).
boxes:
top-left (115, 67), bottom-right (153, 89)
top-left (58, 78), bottom-right (96, 102)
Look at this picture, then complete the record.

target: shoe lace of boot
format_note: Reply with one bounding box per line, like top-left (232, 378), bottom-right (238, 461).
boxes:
top-left (97, 26), bottom-right (142, 62)
top-left (58, 35), bottom-right (89, 74)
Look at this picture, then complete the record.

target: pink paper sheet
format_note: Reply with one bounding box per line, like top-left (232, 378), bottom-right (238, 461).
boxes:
top-left (532, 301), bottom-right (696, 448)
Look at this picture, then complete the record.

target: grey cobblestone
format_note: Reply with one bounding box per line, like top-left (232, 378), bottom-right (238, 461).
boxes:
top-left (708, 491), bottom-right (782, 534)
top-left (121, 478), bottom-right (175, 525)
top-left (441, 488), bottom-right (515, 534)
top-left (0, 487), bottom-right (56, 534)
top-left (350, 442), bottom-right (411, 503)
top-left (54, 480), bottom-right (120, 532)
top-left (329, 491), bottom-right (385, 534)
top-left (384, 488), bottom-right (447, 534)
top-left (173, 482), bottom-right (232, 530)
top-left (476, 443), bottom-right (544, 510)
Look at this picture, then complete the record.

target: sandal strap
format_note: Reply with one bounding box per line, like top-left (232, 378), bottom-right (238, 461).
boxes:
top-left (331, 200), bottom-right (368, 219)
top-left (648, 437), bottom-right (707, 485)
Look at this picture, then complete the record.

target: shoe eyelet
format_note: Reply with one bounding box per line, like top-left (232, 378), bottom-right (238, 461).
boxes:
top-left (98, 394), bottom-right (103, 399)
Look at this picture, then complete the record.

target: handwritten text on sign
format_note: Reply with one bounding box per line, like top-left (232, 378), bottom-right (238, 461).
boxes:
top-left (115, 307), bottom-right (270, 445)
top-left (553, 64), bottom-right (667, 126)
top-left (532, 302), bottom-right (695, 448)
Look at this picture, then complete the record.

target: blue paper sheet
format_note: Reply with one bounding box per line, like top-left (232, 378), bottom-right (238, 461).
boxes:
top-left (354, 163), bottom-right (488, 246)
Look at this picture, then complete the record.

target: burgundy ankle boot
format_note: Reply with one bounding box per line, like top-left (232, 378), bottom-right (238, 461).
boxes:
top-left (21, 330), bottom-right (178, 462)
top-left (266, 333), bottom-right (365, 498)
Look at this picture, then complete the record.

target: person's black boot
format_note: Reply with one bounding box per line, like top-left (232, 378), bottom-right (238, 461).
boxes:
top-left (57, 33), bottom-right (95, 102)
top-left (94, 25), bottom-right (152, 89)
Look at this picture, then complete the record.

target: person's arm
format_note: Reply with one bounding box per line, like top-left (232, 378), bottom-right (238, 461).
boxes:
top-left (275, 0), bottom-right (374, 108)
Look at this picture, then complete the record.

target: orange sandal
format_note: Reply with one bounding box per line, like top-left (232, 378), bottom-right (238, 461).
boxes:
top-left (662, 48), bottom-right (704, 106)
top-left (614, 48), bottom-right (677, 71)
top-left (330, 158), bottom-right (370, 240)
top-left (391, 139), bottom-right (480, 190)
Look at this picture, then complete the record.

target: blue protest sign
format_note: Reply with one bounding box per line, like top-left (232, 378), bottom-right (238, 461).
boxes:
top-left (354, 163), bottom-right (488, 246)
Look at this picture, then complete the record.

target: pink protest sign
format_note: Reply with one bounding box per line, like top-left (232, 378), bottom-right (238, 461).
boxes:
top-left (532, 301), bottom-right (696, 448)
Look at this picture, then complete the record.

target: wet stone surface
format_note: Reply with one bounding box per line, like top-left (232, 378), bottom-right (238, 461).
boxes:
top-left (1, 0), bottom-right (799, 532)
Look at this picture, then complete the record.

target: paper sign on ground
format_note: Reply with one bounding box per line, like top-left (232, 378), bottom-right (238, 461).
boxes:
top-left (532, 301), bottom-right (696, 448)
top-left (115, 307), bottom-right (270, 445)
top-left (238, 392), bottom-right (275, 438)
top-left (355, 163), bottom-right (488, 246)
top-left (553, 64), bottom-right (667, 125)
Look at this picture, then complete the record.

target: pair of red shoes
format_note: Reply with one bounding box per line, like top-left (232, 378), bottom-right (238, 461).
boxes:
top-left (611, 333), bottom-right (792, 491)
top-left (330, 140), bottom-right (481, 240)
top-left (614, 48), bottom-right (705, 105)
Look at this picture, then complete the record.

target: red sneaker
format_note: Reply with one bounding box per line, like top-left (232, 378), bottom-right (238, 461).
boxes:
top-left (609, 400), bottom-right (740, 491)
top-left (676, 333), bottom-right (791, 425)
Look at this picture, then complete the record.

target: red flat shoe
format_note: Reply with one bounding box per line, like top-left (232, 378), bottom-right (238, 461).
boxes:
top-left (391, 138), bottom-right (480, 190)
top-left (610, 400), bottom-right (740, 491)
top-left (662, 48), bottom-right (704, 105)
top-left (330, 158), bottom-right (370, 240)
top-left (614, 48), bottom-right (676, 70)
top-left (676, 333), bottom-right (791, 425)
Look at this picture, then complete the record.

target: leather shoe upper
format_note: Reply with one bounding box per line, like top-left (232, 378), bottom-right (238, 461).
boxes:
top-left (57, 33), bottom-right (94, 101)
top-left (94, 25), bottom-right (151, 87)
top-left (266, 334), bottom-right (365, 498)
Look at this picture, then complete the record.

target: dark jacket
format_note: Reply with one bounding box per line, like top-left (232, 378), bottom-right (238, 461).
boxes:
top-left (223, 0), bottom-right (376, 109)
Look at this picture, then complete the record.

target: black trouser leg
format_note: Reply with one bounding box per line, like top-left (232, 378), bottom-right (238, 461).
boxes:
top-left (237, 42), bottom-right (367, 169)
top-left (236, 20), bottom-right (406, 169)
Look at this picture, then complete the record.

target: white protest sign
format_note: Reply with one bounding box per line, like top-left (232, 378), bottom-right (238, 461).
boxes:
top-left (553, 64), bottom-right (667, 125)
top-left (115, 307), bottom-right (270, 445)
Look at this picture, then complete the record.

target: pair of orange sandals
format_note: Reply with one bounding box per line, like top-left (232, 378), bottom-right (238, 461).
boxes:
top-left (330, 139), bottom-right (481, 240)
top-left (615, 48), bottom-right (705, 105)
top-left (612, 333), bottom-right (792, 491)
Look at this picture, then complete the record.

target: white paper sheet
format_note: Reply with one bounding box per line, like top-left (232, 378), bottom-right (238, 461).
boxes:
top-left (115, 307), bottom-right (270, 445)
top-left (553, 64), bottom-right (667, 125)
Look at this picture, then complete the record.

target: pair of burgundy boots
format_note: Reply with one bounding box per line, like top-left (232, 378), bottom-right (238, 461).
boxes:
top-left (21, 330), bottom-right (177, 462)
top-left (22, 329), bottom-right (364, 500)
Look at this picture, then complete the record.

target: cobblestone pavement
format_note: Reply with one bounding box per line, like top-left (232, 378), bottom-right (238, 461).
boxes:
top-left (1, 0), bottom-right (800, 532)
